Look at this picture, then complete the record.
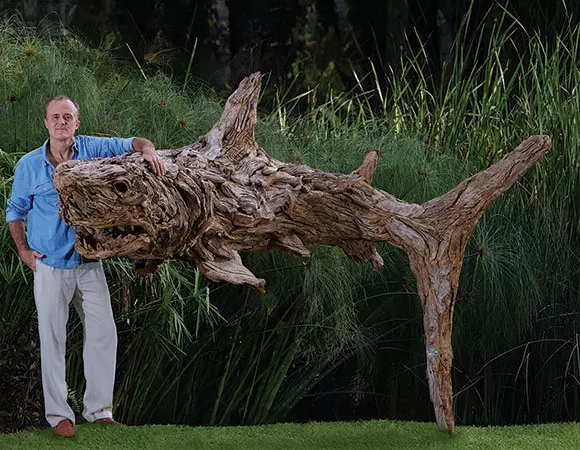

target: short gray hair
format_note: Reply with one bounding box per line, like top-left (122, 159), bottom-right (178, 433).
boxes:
top-left (45, 96), bottom-right (80, 118)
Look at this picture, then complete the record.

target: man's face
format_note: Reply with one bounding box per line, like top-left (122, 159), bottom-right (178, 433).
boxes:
top-left (44, 99), bottom-right (80, 141)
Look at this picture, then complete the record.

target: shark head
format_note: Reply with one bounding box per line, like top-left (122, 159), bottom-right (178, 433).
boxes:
top-left (53, 153), bottom-right (208, 266)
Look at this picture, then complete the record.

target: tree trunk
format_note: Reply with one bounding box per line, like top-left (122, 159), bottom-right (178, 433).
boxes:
top-left (209, 0), bottom-right (232, 87)
top-left (333, 0), bottom-right (350, 39)
top-left (17, 0), bottom-right (77, 29)
top-left (437, 0), bottom-right (454, 71)
top-left (386, 0), bottom-right (409, 73)
top-left (53, 72), bottom-right (551, 432)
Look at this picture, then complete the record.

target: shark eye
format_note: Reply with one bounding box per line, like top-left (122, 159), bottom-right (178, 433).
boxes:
top-left (114, 181), bottom-right (129, 194)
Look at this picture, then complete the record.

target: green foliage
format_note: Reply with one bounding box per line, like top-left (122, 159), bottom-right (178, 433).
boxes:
top-left (287, 3), bottom-right (347, 100)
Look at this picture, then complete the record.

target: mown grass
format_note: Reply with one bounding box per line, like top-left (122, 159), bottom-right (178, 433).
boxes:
top-left (1, 421), bottom-right (580, 449)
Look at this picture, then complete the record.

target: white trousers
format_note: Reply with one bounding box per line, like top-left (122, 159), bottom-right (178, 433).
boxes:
top-left (34, 260), bottom-right (117, 427)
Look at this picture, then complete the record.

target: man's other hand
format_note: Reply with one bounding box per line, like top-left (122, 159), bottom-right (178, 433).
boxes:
top-left (138, 149), bottom-right (166, 177)
top-left (19, 248), bottom-right (46, 271)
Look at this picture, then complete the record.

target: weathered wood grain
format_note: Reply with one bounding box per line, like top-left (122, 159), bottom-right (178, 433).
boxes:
top-left (53, 72), bottom-right (551, 432)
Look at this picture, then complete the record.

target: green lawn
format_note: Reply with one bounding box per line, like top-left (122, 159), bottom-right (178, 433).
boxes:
top-left (0, 420), bottom-right (578, 449)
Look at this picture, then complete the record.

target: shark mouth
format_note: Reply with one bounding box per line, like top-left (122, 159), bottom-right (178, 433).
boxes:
top-left (75, 224), bottom-right (151, 257)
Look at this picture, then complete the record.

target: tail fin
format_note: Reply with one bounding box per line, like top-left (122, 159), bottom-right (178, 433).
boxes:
top-left (421, 135), bottom-right (551, 233)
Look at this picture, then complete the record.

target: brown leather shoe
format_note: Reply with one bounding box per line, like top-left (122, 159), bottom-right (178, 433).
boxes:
top-left (53, 419), bottom-right (75, 437)
top-left (95, 417), bottom-right (117, 424)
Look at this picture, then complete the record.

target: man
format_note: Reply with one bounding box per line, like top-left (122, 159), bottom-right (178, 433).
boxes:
top-left (5, 96), bottom-right (165, 437)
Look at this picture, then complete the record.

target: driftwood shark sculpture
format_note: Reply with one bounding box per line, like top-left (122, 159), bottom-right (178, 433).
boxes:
top-left (52, 73), bottom-right (551, 433)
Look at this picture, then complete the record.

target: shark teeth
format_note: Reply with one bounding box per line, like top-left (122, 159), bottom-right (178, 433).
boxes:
top-left (78, 224), bottom-right (147, 254)
top-left (106, 224), bottom-right (145, 237)
top-left (115, 225), bottom-right (138, 232)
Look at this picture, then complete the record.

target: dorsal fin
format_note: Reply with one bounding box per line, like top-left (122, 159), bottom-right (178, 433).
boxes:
top-left (353, 151), bottom-right (379, 184)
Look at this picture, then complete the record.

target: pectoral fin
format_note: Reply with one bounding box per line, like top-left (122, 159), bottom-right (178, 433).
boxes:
top-left (198, 250), bottom-right (266, 293)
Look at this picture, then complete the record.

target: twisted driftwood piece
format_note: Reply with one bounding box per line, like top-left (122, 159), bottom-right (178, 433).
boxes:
top-left (53, 73), bottom-right (551, 432)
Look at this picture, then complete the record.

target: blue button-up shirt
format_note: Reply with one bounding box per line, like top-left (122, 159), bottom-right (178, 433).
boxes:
top-left (5, 135), bottom-right (135, 268)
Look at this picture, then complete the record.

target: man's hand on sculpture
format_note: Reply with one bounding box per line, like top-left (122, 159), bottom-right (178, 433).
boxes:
top-left (18, 248), bottom-right (45, 271)
top-left (138, 148), bottom-right (166, 176)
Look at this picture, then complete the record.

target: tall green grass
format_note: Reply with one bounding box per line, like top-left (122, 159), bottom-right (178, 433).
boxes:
top-left (1, 3), bottom-right (580, 431)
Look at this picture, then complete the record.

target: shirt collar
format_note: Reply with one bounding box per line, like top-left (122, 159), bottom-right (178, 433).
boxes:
top-left (42, 136), bottom-right (79, 167)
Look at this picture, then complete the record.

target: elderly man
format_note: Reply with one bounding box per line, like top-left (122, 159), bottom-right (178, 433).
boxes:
top-left (5, 96), bottom-right (165, 437)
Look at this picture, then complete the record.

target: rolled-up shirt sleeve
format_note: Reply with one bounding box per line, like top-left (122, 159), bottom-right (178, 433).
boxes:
top-left (5, 161), bottom-right (32, 222)
top-left (87, 136), bottom-right (135, 158)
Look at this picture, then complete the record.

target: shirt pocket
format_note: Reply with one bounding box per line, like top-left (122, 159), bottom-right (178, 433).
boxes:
top-left (31, 181), bottom-right (59, 207)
